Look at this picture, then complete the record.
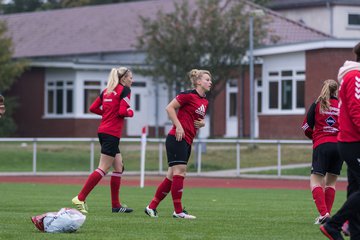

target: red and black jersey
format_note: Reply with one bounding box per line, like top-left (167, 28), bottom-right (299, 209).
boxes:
top-left (338, 70), bottom-right (360, 142)
top-left (168, 89), bottom-right (208, 145)
top-left (89, 84), bottom-right (131, 138)
top-left (302, 97), bottom-right (339, 149)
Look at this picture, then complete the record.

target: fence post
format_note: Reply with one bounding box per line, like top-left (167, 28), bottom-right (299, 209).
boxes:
top-left (32, 138), bottom-right (37, 175)
top-left (197, 141), bottom-right (202, 175)
top-left (236, 142), bottom-right (241, 176)
top-left (277, 142), bottom-right (281, 177)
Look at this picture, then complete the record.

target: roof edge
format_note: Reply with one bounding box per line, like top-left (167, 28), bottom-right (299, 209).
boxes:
top-left (253, 39), bottom-right (359, 56)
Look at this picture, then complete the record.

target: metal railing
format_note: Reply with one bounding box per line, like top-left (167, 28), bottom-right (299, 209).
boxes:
top-left (0, 138), bottom-right (313, 178)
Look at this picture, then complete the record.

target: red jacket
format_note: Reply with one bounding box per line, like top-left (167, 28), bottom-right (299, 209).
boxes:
top-left (302, 98), bottom-right (339, 149)
top-left (89, 84), bottom-right (133, 138)
top-left (338, 69), bottom-right (360, 142)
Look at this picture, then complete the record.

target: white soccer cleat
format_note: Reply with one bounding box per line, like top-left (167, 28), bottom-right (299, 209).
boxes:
top-left (173, 211), bottom-right (196, 219)
top-left (314, 212), bottom-right (330, 224)
top-left (144, 205), bottom-right (158, 217)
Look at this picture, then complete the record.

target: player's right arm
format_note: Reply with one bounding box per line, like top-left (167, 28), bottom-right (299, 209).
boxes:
top-left (302, 102), bottom-right (316, 139)
top-left (89, 94), bottom-right (103, 116)
top-left (166, 98), bottom-right (184, 141)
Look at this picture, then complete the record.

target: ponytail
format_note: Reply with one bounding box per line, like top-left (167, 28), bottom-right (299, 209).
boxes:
top-left (106, 67), bottom-right (129, 94)
top-left (316, 79), bottom-right (338, 113)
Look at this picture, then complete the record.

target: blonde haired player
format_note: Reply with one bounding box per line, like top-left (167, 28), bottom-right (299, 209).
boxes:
top-left (145, 69), bottom-right (212, 219)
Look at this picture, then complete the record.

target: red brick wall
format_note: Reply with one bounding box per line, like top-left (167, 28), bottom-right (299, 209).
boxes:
top-left (259, 48), bottom-right (354, 139)
top-left (212, 87), bottom-right (226, 137)
top-left (259, 115), bottom-right (304, 139)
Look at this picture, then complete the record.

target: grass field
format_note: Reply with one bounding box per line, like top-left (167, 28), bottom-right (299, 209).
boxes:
top-left (0, 182), bottom-right (346, 240)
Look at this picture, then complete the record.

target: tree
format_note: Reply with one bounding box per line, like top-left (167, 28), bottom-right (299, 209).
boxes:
top-left (136, 0), bottom-right (272, 137)
top-left (0, 21), bottom-right (27, 136)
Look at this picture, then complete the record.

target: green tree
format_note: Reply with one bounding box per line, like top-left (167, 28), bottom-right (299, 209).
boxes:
top-left (136, 0), bottom-right (272, 137)
top-left (0, 21), bottom-right (27, 136)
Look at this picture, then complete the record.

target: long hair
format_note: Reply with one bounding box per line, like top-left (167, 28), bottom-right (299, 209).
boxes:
top-left (354, 41), bottom-right (360, 62)
top-left (316, 79), bottom-right (338, 113)
top-left (188, 69), bottom-right (211, 88)
top-left (106, 67), bottom-right (129, 94)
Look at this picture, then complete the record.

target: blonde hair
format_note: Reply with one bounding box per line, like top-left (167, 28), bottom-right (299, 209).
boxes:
top-left (316, 79), bottom-right (338, 113)
top-left (106, 67), bottom-right (130, 94)
top-left (188, 69), bottom-right (211, 88)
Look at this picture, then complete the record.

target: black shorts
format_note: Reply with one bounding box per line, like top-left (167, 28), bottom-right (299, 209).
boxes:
top-left (166, 135), bottom-right (192, 167)
top-left (98, 133), bottom-right (120, 157)
top-left (311, 142), bottom-right (343, 176)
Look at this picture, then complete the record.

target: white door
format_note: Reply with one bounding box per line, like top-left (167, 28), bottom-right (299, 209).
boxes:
top-left (127, 81), bottom-right (149, 136)
top-left (225, 80), bottom-right (238, 137)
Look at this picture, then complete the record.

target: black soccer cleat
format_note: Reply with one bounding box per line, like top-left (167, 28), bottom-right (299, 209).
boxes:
top-left (112, 206), bottom-right (133, 213)
top-left (320, 223), bottom-right (344, 240)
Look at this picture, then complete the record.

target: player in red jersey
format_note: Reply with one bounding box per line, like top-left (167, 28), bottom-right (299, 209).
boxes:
top-left (302, 79), bottom-right (343, 225)
top-left (72, 66), bottom-right (134, 214)
top-left (145, 69), bottom-right (212, 219)
top-left (320, 42), bottom-right (360, 240)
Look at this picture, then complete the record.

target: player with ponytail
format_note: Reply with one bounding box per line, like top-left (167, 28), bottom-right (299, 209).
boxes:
top-left (72, 66), bottom-right (134, 214)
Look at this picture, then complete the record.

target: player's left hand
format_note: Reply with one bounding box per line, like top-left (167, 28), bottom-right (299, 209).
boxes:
top-left (194, 118), bottom-right (205, 128)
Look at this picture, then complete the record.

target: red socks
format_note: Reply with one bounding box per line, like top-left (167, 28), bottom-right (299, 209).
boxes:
top-left (149, 177), bottom-right (172, 209)
top-left (171, 175), bottom-right (185, 214)
top-left (311, 185), bottom-right (328, 216)
top-left (325, 186), bottom-right (336, 214)
top-left (110, 171), bottom-right (122, 208)
top-left (78, 168), bottom-right (106, 201)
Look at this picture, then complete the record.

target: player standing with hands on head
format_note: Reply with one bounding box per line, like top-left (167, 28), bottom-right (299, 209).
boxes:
top-left (72, 67), bottom-right (134, 214)
top-left (145, 69), bottom-right (212, 219)
top-left (302, 79), bottom-right (342, 225)
top-left (320, 42), bottom-right (360, 240)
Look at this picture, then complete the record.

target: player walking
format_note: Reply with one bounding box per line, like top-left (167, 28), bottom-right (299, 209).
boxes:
top-left (145, 69), bottom-right (212, 219)
top-left (72, 67), bottom-right (134, 214)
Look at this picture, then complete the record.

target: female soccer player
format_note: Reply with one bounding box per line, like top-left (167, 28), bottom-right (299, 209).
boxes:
top-left (302, 79), bottom-right (342, 224)
top-left (72, 66), bottom-right (134, 214)
top-left (320, 42), bottom-right (360, 239)
top-left (145, 69), bottom-right (212, 219)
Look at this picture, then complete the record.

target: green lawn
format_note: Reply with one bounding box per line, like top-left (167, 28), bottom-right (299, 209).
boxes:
top-left (0, 182), bottom-right (346, 240)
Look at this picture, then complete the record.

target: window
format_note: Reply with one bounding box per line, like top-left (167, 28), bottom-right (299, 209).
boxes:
top-left (269, 82), bottom-right (278, 109)
top-left (281, 80), bottom-right (292, 110)
top-left (135, 94), bottom-right (140, 111)
top-left (46, 81), bottom-right (73, 115)
top-left (84, 81), bottom-right (101, 113)
top-left (265, 69), bottom-right (305, 113)
top-left (229, 92), bottom-right (237, 117)
top-left (296, 81), bottom-right (305, 108)
top-left (257, 92), bottom-right (262, 113)
top-left (348, 13), bottom-right (360, 27)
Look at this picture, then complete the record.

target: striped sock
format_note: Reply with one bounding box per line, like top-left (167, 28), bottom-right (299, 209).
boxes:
top-left (171, 175), bottom-right (185, 214)
top-left (111, 171), bottom-right (122, 208)
top-left (325, 186), bottom-right (336, 214)
top-left (149, 177), bottom-right (172, 209)
top-left (312, 185), bottom-right (328, 216)
top-left (78, 168), bottom-right (106, 201)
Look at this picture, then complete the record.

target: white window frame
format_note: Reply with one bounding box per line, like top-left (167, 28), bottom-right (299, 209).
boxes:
top-left (347, 12), bottom-right (360, 29)
top-left (226, 80), bottom-right (238, 120)
top-left (262, 68), bottom-right (305, 115)
top-left (44, 80), bottom-right (74, 118)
